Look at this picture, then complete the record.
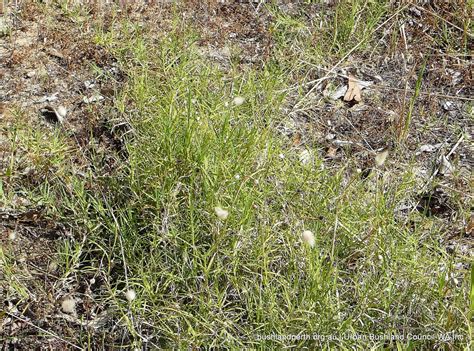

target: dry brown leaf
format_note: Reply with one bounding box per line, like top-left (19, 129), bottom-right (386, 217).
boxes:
top-left (343, 74), bottom-right (362, 102)
top-left (326, 146), bottom-right (338, 158)
top-left (466, 215), bottom-right (474, 235)
top-left (292, 132), bottom-right (302, 146)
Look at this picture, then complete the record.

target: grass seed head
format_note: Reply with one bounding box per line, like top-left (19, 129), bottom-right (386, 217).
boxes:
top-left (302, 230), bottom-right (315, 248)
top-left (125, 289), bottom-right (136, 302)
top-left (232, 96), bottom-right (245, 106)
top-left (375, 150), bottom-right (389, 167)
top-left (61, 298), bottom-right (76, 314)
top-left (8, 230), bottom-right (17, 241)
top-left (214, 206), bottom-right (229, 220)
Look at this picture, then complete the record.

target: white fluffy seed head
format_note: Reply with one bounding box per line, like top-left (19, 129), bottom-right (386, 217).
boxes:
top-left (125, 289), bottom-right (136, 302)
top-left (375, 150), bottom-right (389, 167)
top-left (302, 230), bottom-right (315, 248)
top-left (214, 206), bottom-right (229, 220)
top-left (232, 96), bottom-right (245, 106)
top-left (8, 231), bottom-right (17, 241)
top-left (61, 298), bottom-right (76, 314)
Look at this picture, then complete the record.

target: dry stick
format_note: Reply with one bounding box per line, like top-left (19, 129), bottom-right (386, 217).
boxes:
top-left (5, 313), bottom-right (84, 350)
top-left (292, 4), bottom-right (410, 111)
top-left (446, 134), bottom-right (465, 158)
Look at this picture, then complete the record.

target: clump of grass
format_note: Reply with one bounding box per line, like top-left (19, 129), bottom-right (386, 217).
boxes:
top-left (2, 4), bottom-right (471, 349)
top-left (57, 18), bottom-right (468, 348)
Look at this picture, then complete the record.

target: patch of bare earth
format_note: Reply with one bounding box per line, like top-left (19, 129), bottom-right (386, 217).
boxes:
top-left (1, 3), bottom-right (125, 348)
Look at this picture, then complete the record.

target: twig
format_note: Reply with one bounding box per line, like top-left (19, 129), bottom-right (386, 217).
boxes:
top-left (446, 134), bottom-right (464, 158)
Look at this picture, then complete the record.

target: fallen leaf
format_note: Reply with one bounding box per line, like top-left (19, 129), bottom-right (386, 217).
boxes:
top-left (326, 146), bottom-right (338, 158)
top-left (292, 133), bottom-right (302, 146)
top-left (343, 74), bottom-right (362, 102)
top-left (466, 216), bottom-right (474, 235)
